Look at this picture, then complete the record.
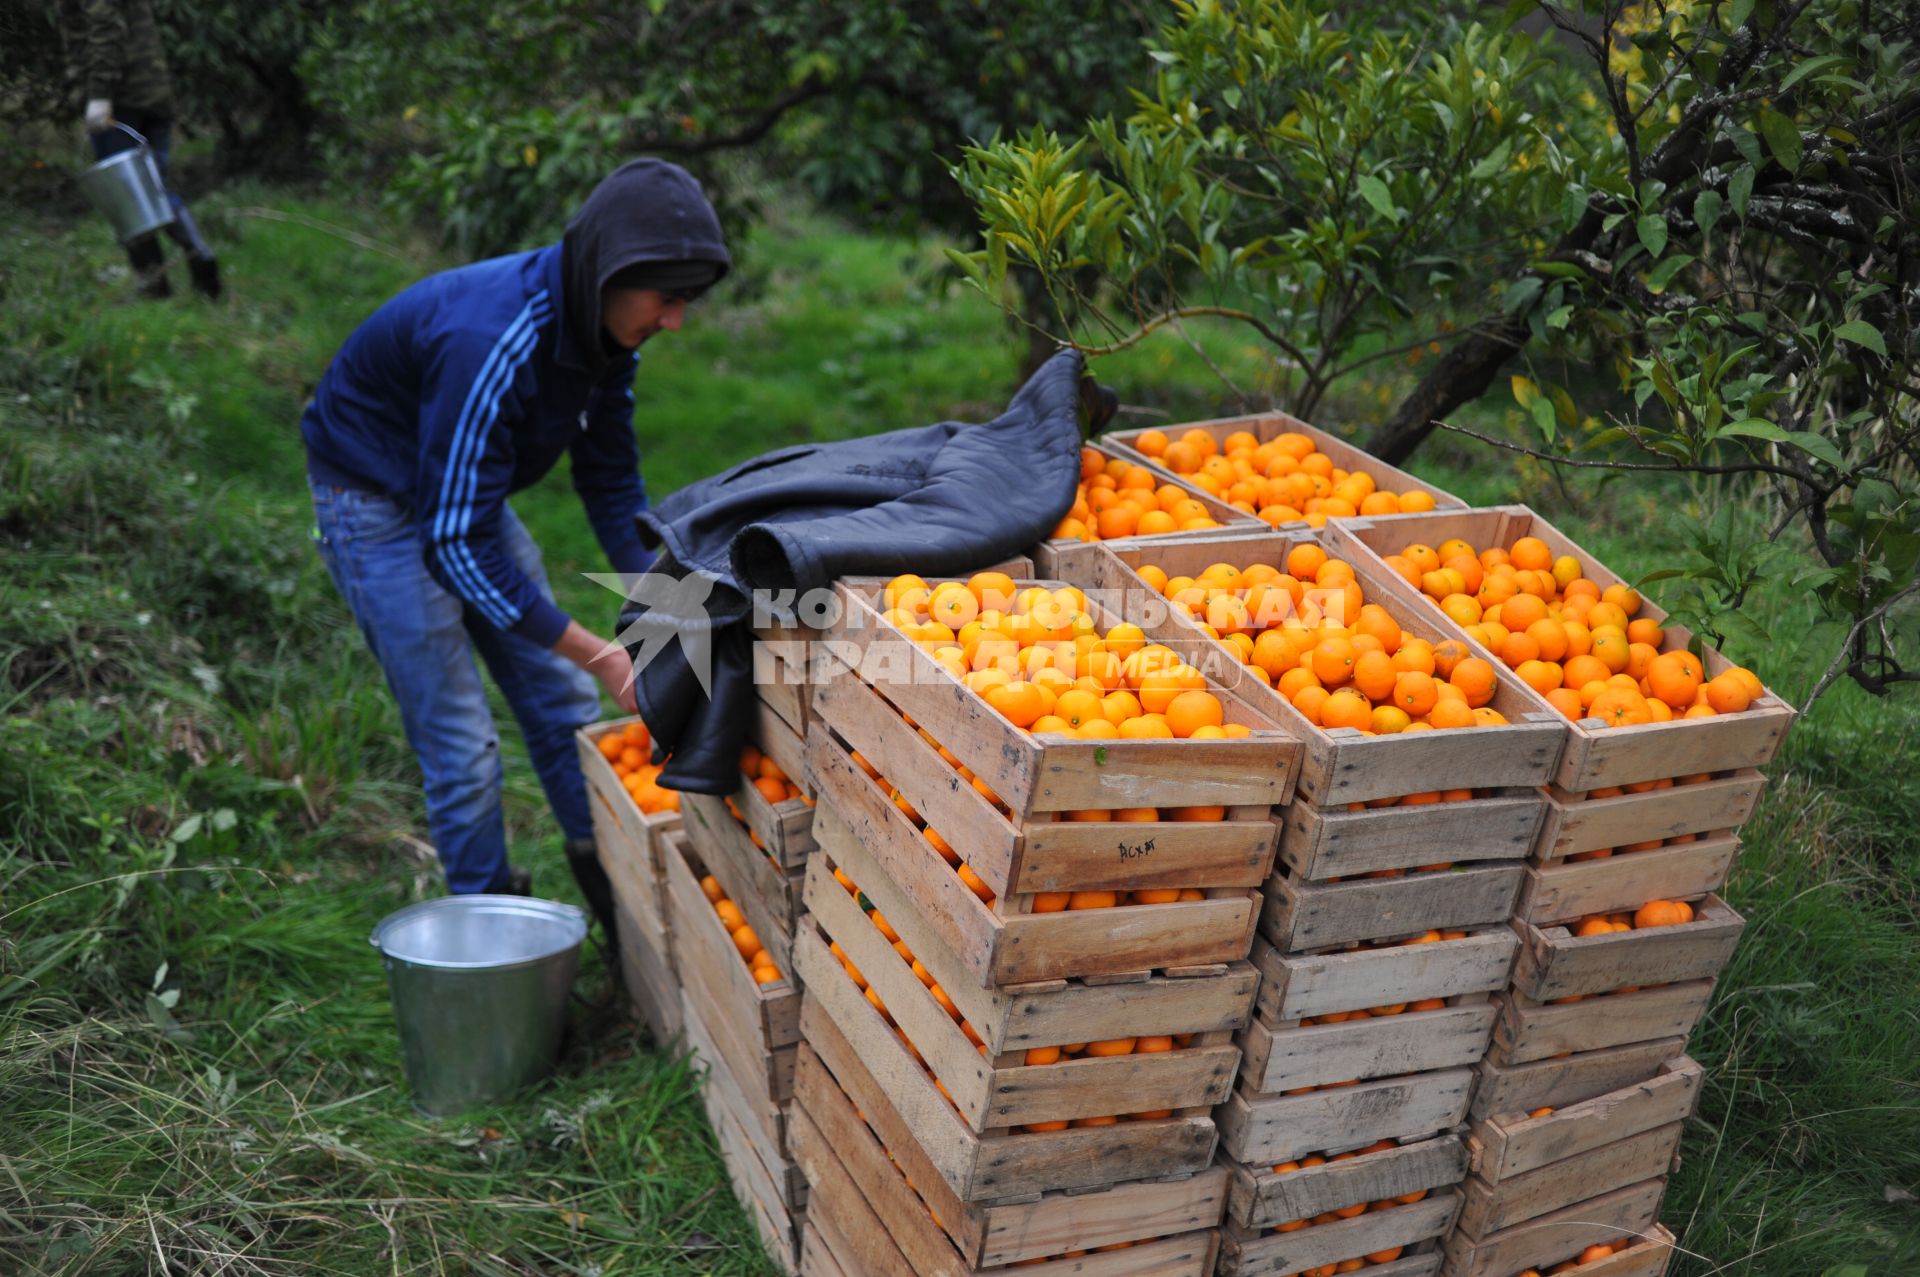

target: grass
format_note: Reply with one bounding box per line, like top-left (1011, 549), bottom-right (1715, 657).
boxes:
top-left (3, 177), bottom-right (1916, 1275)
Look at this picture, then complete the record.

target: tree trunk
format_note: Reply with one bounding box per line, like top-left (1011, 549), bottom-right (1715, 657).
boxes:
top-left (1363, 316), bottom-right (1529, 464)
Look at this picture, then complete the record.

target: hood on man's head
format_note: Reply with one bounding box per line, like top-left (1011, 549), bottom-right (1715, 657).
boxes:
top-left (562, 159), bottom-right (731, 367)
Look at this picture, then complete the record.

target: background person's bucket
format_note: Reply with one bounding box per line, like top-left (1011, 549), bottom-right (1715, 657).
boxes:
top-left (370, 895), bottom-right (587, 1116)
top-left (75, 123), bottom-right (175, 244)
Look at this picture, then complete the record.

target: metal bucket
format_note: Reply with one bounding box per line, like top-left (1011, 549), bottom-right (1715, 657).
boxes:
top-left (76, 124), bottom-right (175, 243)
top-left (370, 895), bottom-right (587, 1116)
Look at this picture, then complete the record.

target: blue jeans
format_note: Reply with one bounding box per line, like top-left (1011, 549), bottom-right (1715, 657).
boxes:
top-left (309, 479), bottom-right (601, 893)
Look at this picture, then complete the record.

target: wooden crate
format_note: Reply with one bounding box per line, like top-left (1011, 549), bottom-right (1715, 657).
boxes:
top-left (1279, 788), bottom-right (1545, 882)
top-left (803, 857), bottom-right (1240, 1133)
top-left (1330, 508), bottom-right (1797, 791)
top-left (797, 946), bottom-right (1220, 1203)
top-left (1239, 931), bottom-right (1515, 1094)
top-left (1456, 1059), bottom-right (1700, 1240)
top-left (1471, 1037), bottom-right (1689, 1123)
top-left (1217, 1069), bottom-right (1475, 1166)
top-left (816, 670), bottom-right (1280, 902)
top-left (796, 1039), bottom-right (1231, 1271)
top-left (812, 739), bottom-right (1265, 986)
top-left (1510, 895), bottom-right (1745, 1002)
top-left (1088, 534), bottom-right (1566, 808)
top-left (1224, 1132), bottom-right (1468, 1232)
top-left (807, 835), bottom-right (1259, 1057)
top-left (611, 887), bottom-right (681, 1044)
top-left (1217, 1203), bottom-right (1453, 1277)
top-left (686, 762), bottom-right (816, 868)
top-left (1440, 1178), bottom-right (1668, 1277)
top-left (824, 575), bottom-right (1300, 817)
top-left (578, 719), bottom-right (681, 947)
top-left (1491, 982), bottom-right (1716, 1065)
top-left (1251, 931), bottom-right (1518, 1026)
top-left (1031, 439), bottom-right (1267, 582)
top-left (1101, 410), bottom-right (1468, 523)
top-left (684, 997), bottom-right (806, 1269)
top-left (661, 829), bottom-right (800, 1156)
top-left (1518, 832), bottom-right (1741, 927)
top-left (1534, 770), bottom-right (1766, 861)
top-left (1261, 865), bottom-right (1526, 952)
top-left (680, 789), bottom-right (806, 973)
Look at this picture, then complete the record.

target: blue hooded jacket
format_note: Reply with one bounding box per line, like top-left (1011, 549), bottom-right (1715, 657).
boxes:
top-left (301, 159), bottom-right (731, 645)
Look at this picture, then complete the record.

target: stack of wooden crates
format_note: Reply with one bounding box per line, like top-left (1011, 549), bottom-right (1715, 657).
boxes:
top-left (578, 620), bottom-right (819, 1269)
top-left (1323, 508), bottom-right (1792, 1277)
top-left (793, 572), bottom-right (1299, 1275)
top-left (1082, 519), bottom-right (1550, 1276)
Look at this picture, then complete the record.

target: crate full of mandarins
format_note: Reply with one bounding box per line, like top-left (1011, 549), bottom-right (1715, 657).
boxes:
top-left (1327, 507), bottom-right (1794, 792)
top-left (1105, 412), bottom-right (1467, 529)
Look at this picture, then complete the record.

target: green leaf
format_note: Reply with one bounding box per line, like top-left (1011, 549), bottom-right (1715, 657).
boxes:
top-left (1833, 319), bottom-right (1887, 357)
top-left (1729, 165), bottom-right (1755, 219)
top-left (1530, 396), bottom-right (1558, 442)
top-left (1646, 254), bottom-right (1695, 293)
top-left (1780, 55), bottom-right (1848, 94)
top-left (1355, 174), bottom-right (1401, 223)
top-left (1719, 419), bottom-right (1791, 444)
top-left (1757, 108), bottom-right (1802, 174)
top-left (1787, 432), bottom-right (1845, 468)
top-left (1637, 213), bottom-right (1669, 258)
top-left (1501, 276), bottom-right (1544, 314)
top-left (1693, 190), bottom-right (1722, 234)
top-left (1730, 0), bottom-right (1754, 27)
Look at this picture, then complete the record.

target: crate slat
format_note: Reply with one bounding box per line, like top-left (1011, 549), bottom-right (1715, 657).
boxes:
top-left (1218, 1069), bottom-right (1475, 1165)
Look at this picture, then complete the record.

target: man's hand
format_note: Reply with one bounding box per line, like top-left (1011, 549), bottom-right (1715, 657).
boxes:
top-left (85, 99), bottom-right (113, 132)
top-left (553, 619), bottom-right (637, 713)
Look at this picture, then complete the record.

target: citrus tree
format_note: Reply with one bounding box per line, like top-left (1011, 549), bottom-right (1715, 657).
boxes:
top-left (951, 0), bottom-right (1920, 709)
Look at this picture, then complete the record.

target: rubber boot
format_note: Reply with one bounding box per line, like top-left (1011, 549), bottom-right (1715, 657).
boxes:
top-left (164, 201), bottom-right (221, 299)
top-left (565, 837), bottom-right (619, 957)
top-left (126, 234), bottom-right (171, 299)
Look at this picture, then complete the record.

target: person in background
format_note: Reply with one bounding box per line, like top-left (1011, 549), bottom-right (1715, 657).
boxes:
top-left (81, 0), bottom-right (221, 298)
top-left (301, 159), bottom-right (728, 943)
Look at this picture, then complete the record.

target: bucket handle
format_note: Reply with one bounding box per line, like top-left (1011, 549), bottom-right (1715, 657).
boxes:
top-left (101, 121), bottom-right (152, 152)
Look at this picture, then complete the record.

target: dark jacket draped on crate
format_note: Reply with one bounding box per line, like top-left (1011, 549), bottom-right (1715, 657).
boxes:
top-left (620, 347), bottom-right (1106, 793)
